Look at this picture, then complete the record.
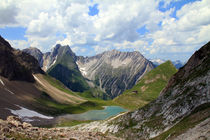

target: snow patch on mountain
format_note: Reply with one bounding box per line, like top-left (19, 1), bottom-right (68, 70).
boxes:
top-left (76, 62), bottom-right (87, 76)
top-left (7, 105), bottom-right (53, 121)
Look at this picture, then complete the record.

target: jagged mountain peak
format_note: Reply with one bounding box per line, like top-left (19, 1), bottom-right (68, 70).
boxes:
top-left (51, 44), bottom-right (76, 60)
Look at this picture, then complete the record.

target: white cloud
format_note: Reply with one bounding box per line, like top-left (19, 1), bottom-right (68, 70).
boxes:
top-left (56, 38), bottom-right (72, 46)
top-left (0, 0), bottom-right (18, 27)
top-left (149, 0), bottom-right (210, 55)
top-left (93, 45), bottom-right (111, 54)
top-left (0, 0), bottom-right (209, 61)
top-left (8, 40), bottom-right (29, 50)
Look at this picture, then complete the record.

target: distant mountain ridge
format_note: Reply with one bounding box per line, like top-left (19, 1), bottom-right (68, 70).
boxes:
top-left (150, 59), bottom-right (185, 69)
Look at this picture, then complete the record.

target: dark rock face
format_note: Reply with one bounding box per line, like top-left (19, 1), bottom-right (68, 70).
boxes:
top-left (76, 50), bottom-right (154, 98)
top-left (0, 36), bottom-right (44, 82)
top-left (106, 42), bottom-right (210, 139)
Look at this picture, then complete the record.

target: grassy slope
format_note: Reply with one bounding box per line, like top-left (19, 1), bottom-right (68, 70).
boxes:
top-left (35, 74), bottom-right (117, 116)
top-left (34, 74), bottom-right (100, 115)
top-left (114, 61), bottom-right (177, 110)
top-left (43, 74), bottom-right (116, 106)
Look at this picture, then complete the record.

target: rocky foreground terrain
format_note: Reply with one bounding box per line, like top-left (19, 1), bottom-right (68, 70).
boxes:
top-left (0, 116), bottom-right (120, 140)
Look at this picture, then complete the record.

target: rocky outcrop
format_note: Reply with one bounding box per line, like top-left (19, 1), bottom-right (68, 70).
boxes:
top-left (0, 116), bottom-right (120, 140)
top-left (77, 50), bottom-right (154, 98)
top-left (0, 36), bottom-right (44, 82)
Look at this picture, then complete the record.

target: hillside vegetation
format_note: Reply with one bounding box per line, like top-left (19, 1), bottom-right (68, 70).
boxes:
top-left (114, 61), bottom-right (177, 110)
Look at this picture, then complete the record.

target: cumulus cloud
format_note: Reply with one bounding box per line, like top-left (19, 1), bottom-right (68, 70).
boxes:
top-left (0, 0), bottom-right (18, 26)
top-left (0, 0), bottom-right (209, 61)
top-left (8, 39), bottom-right (29, 50)
top-left (147, 0), bottom-right (210, 56)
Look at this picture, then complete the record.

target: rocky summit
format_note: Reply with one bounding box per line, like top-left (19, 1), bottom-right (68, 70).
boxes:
top-left (77, 50), bottom-right (154, 98)
top-left (0, 116), bottom-right (120, 140)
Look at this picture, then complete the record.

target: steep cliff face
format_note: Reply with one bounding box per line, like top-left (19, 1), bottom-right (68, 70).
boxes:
top-left (76, 50), bottom-right (154, 98)
top-left (74, 42), bottom-right (210, 139)
top-left (0, 36), bottom-right (43, 82)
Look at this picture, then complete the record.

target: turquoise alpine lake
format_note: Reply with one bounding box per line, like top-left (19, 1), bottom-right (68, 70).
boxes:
top-left (58, 106), bottom-right (127, 121)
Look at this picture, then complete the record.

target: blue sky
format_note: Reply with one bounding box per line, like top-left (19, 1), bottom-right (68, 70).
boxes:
top-left (0, 0), bottom-right (209, 62)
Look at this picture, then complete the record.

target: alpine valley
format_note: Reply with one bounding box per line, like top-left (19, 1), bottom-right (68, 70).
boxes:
top-left (0, 35), bottom-right (209, 140)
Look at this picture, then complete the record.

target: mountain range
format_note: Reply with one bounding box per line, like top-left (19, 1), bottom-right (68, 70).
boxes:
top-left (23, 46), bottom-right (155, 99)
